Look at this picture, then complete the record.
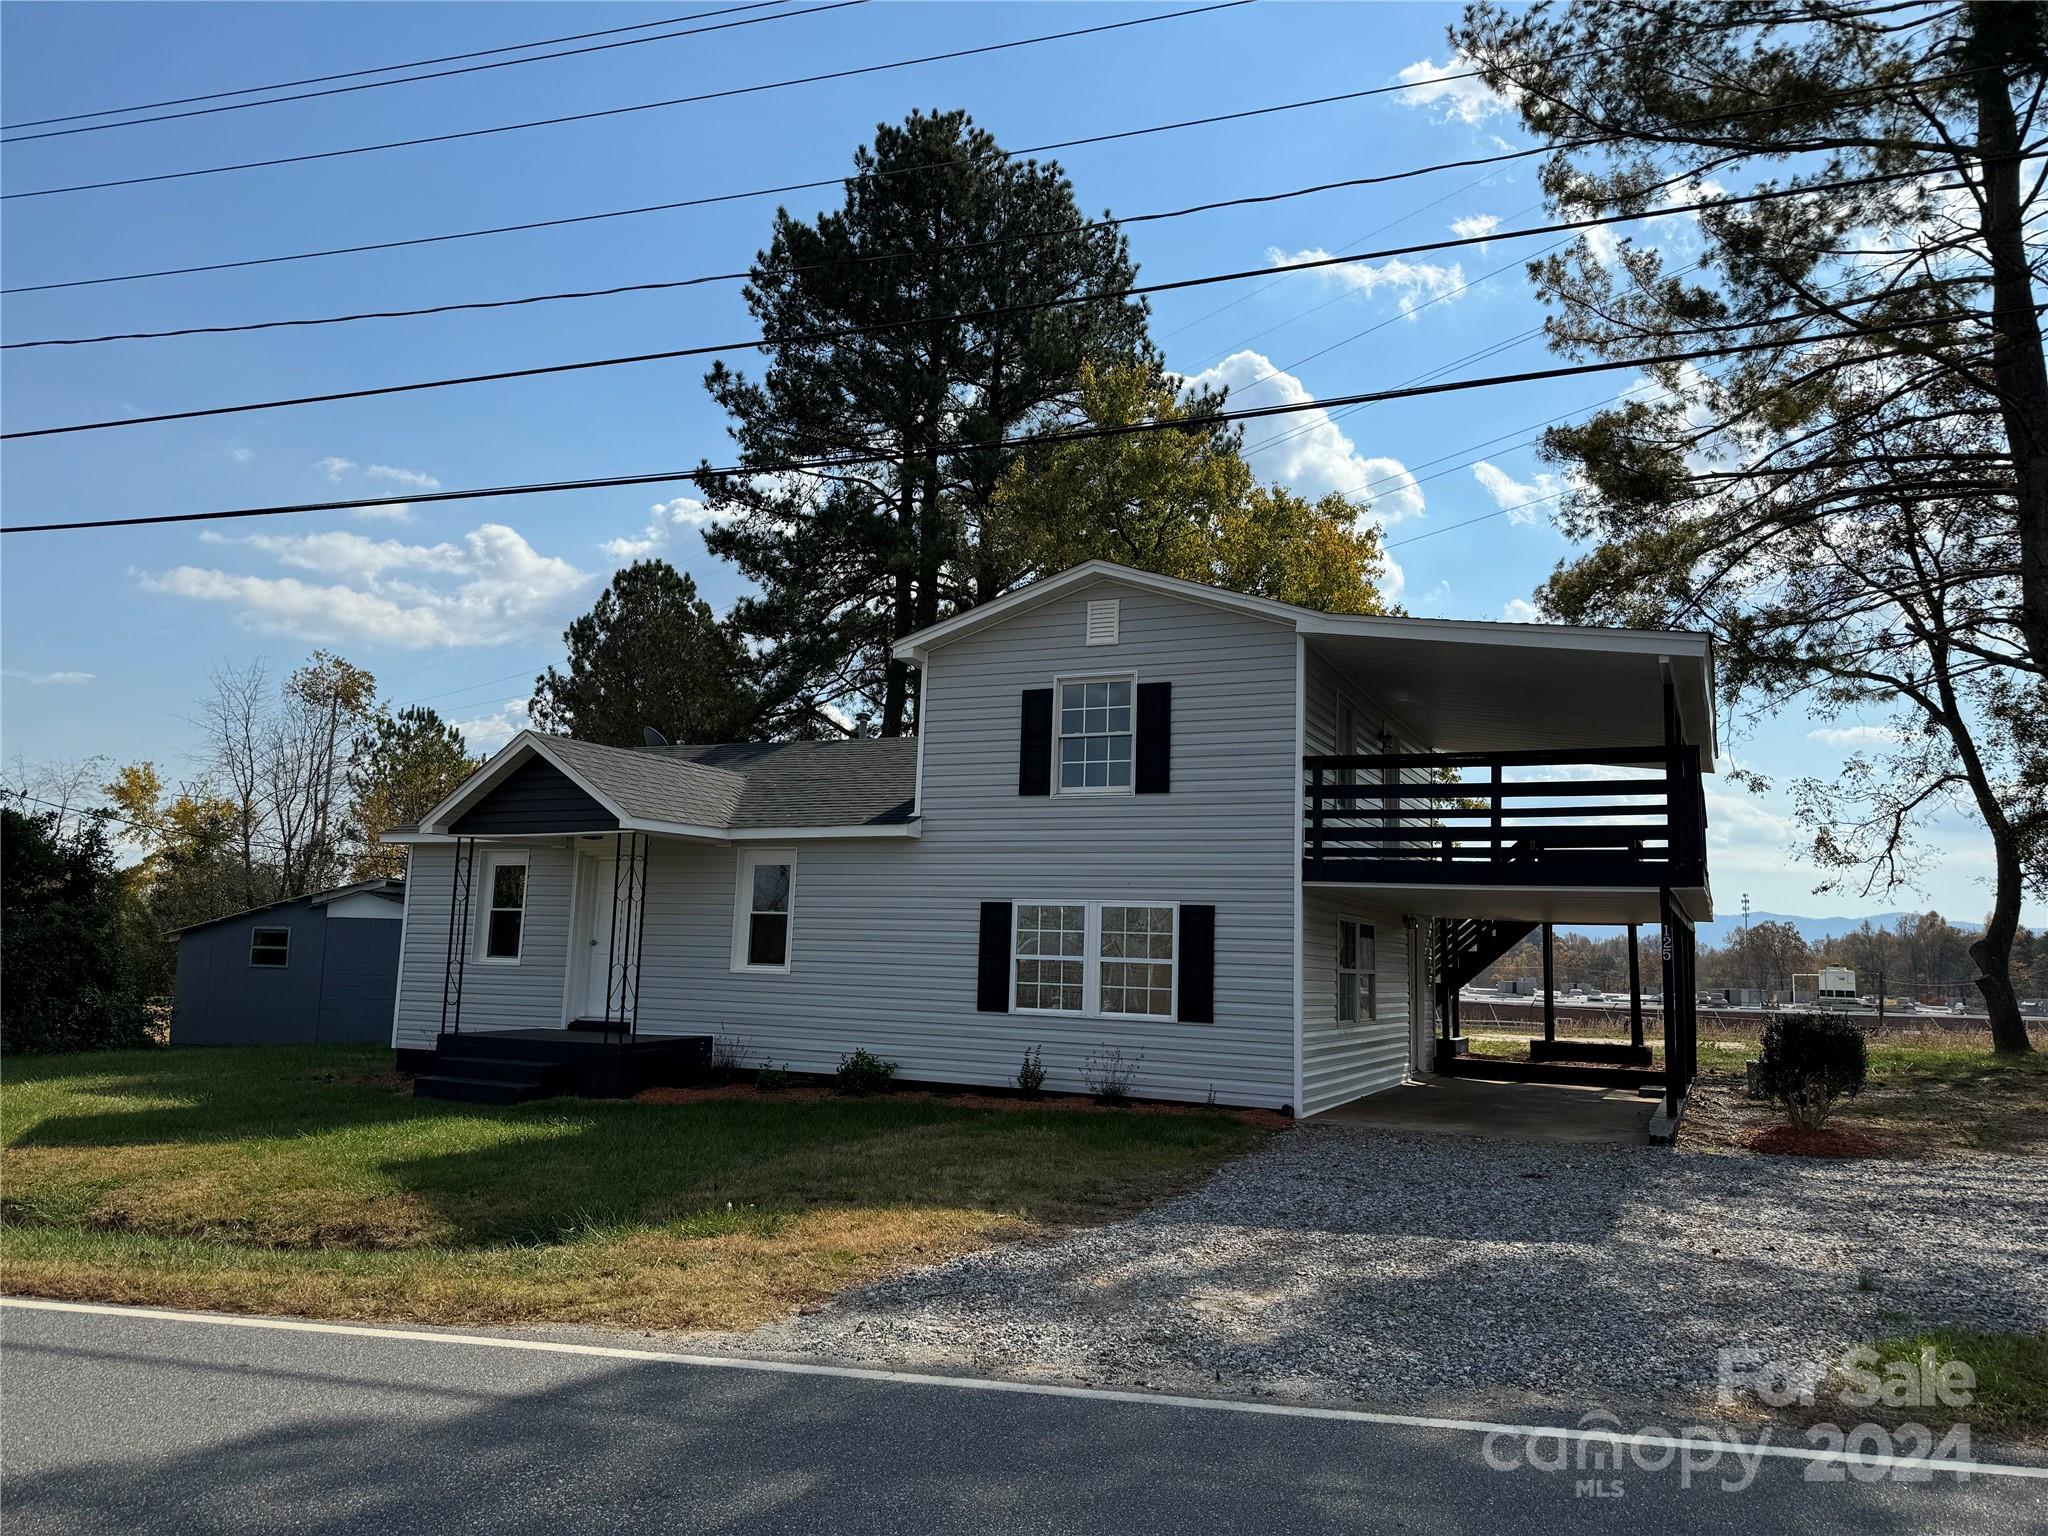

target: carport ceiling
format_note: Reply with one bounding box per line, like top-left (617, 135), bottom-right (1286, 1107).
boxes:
top-left (1303, 627), bottom-right (1715, 765)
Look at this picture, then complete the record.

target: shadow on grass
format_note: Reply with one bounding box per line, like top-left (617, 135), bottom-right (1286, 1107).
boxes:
top-left (3, 1045), bottom-right (1262, 1250)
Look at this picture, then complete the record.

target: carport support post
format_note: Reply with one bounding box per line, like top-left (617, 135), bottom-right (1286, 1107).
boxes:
top-left (1660, 889), bottom-right (1680, 1117)
top-left (1627, 922), bottom-right (1644, 1049)
top-left (1540, 921), bottom-right (1556, 1041)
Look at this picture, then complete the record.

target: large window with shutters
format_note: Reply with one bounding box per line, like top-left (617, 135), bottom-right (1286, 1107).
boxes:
top-left (1011, 901), bottom-right (1177, 1019)
top-left (1055, 676), bottom-right (1133, 792)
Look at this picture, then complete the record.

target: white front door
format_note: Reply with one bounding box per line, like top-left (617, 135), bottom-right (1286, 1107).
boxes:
top-left (575, 854), bottom-right (618, 1020)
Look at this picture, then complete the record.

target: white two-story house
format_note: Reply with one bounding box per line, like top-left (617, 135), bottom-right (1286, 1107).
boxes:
top-left (388, 560), bottom-right (1715, 1118)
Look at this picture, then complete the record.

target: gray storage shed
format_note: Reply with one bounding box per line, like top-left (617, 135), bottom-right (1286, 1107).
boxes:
top-left (170, 879), bottom-right (405, 1046)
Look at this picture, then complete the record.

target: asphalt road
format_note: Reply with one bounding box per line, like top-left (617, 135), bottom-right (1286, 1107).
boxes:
top-left (3, 1301), bottom-right (2041, 1534)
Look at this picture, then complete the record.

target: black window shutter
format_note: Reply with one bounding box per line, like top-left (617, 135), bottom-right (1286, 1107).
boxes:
top-left (977, 901), bottom-right (1013, 1012)
top-left (1179, 903), bottom-right (1215, 1023)
top-left (1019, 689), bottom-right (1053, 796)
top-left (1135, 681), bottom-right (1172, 794)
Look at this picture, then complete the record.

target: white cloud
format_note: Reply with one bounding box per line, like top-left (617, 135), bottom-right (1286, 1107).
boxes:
top-left (1266, 247), bottom-right (1468, 315)
top-left (600, 496), bottom-right (731, 560)
top-left (2, 669), bottom-right (94, 686)
top-left (1808, 725), bottom-right (1906, 749)
top-left (1501, 597), bottom-right (1541, 623)
top-left (1450, 213), bottom-right (1501, 242)
top-left (146, 523), bottom-right (592, 649)
top-left (1472, 461), bottom-right (1564, 525)
top-left (361, 463), bottom-right (441, 491)
top-left (1703, 789), bottom-right (1803, 876)
top-left (1179, 351), bottom-right (1426, 524)
top-left (1395, 55), bottom-right (1517, 126)
top-left (229, 447), bottom-right (253, 464)
top-left (451, 699), bottom-right (531, 753)
top-left (316, 456), bottom-right (440, 513)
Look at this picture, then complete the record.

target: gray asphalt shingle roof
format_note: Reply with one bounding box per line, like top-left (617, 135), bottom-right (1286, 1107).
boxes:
top-left (541, 736), bottom-right (917, 830)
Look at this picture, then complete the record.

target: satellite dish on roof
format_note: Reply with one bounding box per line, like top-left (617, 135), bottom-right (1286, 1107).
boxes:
top-left (643, 726), bottom-right (669, 748)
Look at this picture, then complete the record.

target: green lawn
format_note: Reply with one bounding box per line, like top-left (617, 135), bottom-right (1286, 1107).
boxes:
top-left (0, 1046), bottom-right (1268, 1331)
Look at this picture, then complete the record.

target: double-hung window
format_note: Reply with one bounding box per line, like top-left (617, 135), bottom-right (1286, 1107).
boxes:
top-left (249, 927), bottom-right (290, 968)
top-left (1336, 919), bottom-right (1376, 1023)
top-left (1014, 902), bottom-right (1177, 1018)
top-left (481, 853), bottom-right (527, 961)
top-left (1013, 903), bottom-right (1085, 1012)
top-left (733, 849), bottom-right (795, 971)
top-left (1057, 677), bottom-right (1133, 791)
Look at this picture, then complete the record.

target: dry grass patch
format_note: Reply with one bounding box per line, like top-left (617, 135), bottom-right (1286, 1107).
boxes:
top-left (1681, 1044), bottom-right (2048, 1157)
top-left (1, 1045), bottom-right (1267, 1331)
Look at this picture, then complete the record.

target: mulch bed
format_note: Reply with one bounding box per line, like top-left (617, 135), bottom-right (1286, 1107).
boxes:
top-left (1741, 1123), bottom-right (1890, 1159)
top-left (631, 1082), bottom-right (1292, 1129)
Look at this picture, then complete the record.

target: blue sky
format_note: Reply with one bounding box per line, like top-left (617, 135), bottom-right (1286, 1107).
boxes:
top-left (2, 0), bottom-right (2034, 926)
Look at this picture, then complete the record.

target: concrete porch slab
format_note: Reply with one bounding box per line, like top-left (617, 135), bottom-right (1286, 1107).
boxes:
top-left (1314, 1077), bottom-right (1656, 1145)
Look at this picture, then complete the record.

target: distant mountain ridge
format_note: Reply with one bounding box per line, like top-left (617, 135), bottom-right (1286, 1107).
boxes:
top-left (1563, 911), bottom-right (1982, 949)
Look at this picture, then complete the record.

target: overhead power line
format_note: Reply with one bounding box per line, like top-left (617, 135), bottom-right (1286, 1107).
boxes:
top-left (1, 308), bottom-right (2016, 535)
top-left (0, 2), bottom-right (856, 143)
top-left (0, 158), bottom-right (1570, 348)
top-left (0, 1), bottom-right (800, 130)
top-left (0, 166), bottom-right (1969, 440)
top-left (2, 58), bottom-right (1968, 300)
top-left (1, 0), bottom-right (1258, 201)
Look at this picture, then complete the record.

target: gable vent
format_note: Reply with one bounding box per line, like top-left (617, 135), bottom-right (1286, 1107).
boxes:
top-left (1085, 598), bottom-right (1120, 646)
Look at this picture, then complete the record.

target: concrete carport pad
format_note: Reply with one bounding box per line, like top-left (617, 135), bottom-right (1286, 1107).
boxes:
top-left (1316, 1078), bottom-right (1654, 1144)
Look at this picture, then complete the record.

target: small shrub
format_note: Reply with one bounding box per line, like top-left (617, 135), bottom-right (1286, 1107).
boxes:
top-left (755, 1061), bottom-right (792, 1093)
top-left (1015, 1044), bottom-right (1047, 1098)
top-left (1082, 1045), bottom-right (1141, 1107)
top-left (835, 1048), bottom-right (898, 1095)
top-left (710, 1033), bottom-right (749, 1073)
top-left (1756, 1011), bottom-right (1868, 1130)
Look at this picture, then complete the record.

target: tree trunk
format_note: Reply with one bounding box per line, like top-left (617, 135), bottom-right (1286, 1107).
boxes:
top-left (1972, 821), bottom-right (2033, 1054)
top-left (1969, 2), bottom-right (2048, 675)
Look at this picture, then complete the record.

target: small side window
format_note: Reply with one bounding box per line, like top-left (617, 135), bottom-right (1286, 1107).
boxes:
top-left (481, 855), bottom-right (527, 961)
top-left (733, 849), bottom-right (795, 971)
top-left (250, 927), bottom-right (290, 968)
top-left (1337, 919), bottom-right (1375, 1023)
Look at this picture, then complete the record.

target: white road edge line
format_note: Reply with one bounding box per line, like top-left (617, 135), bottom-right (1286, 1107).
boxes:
top-left (7, 1296), bottom-right (2044, 1482)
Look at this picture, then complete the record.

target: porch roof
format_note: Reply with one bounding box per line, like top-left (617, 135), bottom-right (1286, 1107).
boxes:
top-left (405, 732), bottom-right (917, 840)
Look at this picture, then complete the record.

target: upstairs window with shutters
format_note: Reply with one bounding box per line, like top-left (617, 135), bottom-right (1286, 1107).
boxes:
top-left (1056, 677), bottom-right (1133, 792)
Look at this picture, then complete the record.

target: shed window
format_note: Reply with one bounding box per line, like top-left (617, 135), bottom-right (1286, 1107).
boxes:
top-left (249, 927), bottom-right (290, 968)
top-left (481, 854), bottom-right (527, 961)
top-left (1057, 677), bottom-right (1133, 791)
top-left (1337, 919), bottom-right (1376, 1023)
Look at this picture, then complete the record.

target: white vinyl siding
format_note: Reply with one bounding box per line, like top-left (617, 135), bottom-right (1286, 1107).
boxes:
top-left (393, 842), bottom-right (575, 1043)
top-left (1301, 891), bottom-right (1411, 1115)
top-left (389, 580), bottom-right (1302, 1108)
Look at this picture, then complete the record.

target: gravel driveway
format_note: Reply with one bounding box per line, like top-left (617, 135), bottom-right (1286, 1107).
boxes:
top-left (738, 1126), bottom-right (2048, 1418)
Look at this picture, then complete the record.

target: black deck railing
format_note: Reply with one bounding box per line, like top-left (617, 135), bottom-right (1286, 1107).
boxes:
top-left (1303, 746), bottom-right (1707, 888)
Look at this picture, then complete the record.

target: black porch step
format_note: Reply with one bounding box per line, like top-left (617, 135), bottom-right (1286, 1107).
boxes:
top-left (413, 1072), bottom-right (556, 1106)
top-left (1440, 1054), bottom-right (1665, 1090)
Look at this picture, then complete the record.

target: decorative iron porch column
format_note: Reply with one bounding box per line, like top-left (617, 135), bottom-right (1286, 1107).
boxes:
top-left (439, 836), bottom-right (474, 1037)
top-left (603, 832), bottom-right (654, 1039)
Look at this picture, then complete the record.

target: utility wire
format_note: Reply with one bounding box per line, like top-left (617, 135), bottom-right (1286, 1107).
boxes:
top-left (1, 0), bottom-right (1257, 201)
top-left (0, 166), bottom-right (1570, 348)
top-left (0, 1), bottom-right (799, 130)
top-left (0, 3), bottom-right (855, 143)
top-left (0, 57), bottom-right (1963, 298)
top-left (1, 308), bottom-right (2015, 534)
top-left (0, 167), bottom-right (1966, 440)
